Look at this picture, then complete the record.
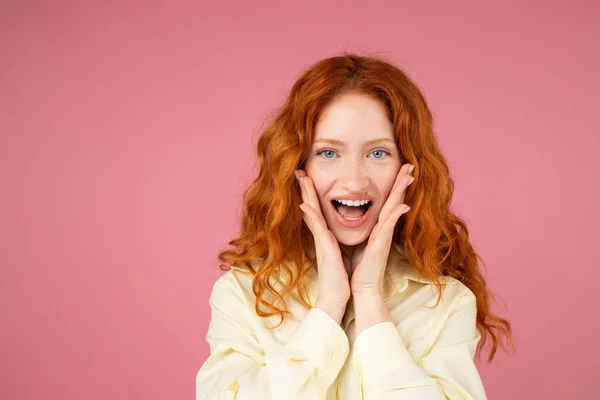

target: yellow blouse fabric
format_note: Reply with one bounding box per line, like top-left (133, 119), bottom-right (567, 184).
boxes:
top-left (196, 244), bottom-right (487, 399)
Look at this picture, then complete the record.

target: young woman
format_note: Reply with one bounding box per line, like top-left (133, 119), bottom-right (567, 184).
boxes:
top-left (196, 53), bottom-right (514, 399)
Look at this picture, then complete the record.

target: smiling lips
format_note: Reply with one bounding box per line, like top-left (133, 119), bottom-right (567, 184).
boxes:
top-left (330, 199), bottom-right (374, 228)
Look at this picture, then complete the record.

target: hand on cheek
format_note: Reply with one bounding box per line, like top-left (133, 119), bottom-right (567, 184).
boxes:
top-left (295, 169), bottom-right (352, 305)
top-left (349, 163), bottom-right (415, 296)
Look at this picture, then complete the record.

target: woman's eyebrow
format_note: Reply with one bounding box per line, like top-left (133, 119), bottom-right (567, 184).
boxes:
top-left (313, 138), bottom-right (395, 146)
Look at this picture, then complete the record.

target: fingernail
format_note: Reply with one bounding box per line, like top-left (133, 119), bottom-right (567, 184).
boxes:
top-left (299, 204), bottom-right (306, 212)
top-left (294, 170), bottom-right (300, 181)
top-left (408, 165), bottom-right (415, 174)
top-left (407, 176), bottom-right (415, 186)
top-left (402, 206), bottom-right (411, 214)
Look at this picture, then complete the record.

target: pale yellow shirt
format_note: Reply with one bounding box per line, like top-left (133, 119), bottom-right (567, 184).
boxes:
top-left (196, 243), bottom-right (487, 399)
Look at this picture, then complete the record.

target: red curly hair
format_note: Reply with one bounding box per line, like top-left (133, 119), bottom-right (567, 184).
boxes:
top-left (218, 52), bottom-right (515, 363)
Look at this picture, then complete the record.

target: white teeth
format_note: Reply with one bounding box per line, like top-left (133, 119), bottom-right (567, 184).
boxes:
top-left (335, 199), bottom-right (371, 206)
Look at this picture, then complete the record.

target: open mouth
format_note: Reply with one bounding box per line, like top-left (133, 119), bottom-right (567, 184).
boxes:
top-left (331, 200), bottom-right (373, 221)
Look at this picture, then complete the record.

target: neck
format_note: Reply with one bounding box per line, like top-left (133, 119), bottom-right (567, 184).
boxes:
top-left (306, 243), bottom-right (356, 277)
top-left (339, 244), bottom-right (355, 277)
top-left (305, 240), bottom-right (369, 278)
top-left (339, 243), bottom-right (355, 260)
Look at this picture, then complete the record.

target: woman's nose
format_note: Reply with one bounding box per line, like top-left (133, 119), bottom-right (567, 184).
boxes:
top-left (339, 161), bottom-right (370, 191)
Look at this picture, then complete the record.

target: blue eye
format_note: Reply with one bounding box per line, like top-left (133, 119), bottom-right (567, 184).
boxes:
top-left (370, 149), bottom-right (391, 159)
top-left (316, 148), bottom-right (392, 159)
top-left (317, 149), bottom-right (338, 159)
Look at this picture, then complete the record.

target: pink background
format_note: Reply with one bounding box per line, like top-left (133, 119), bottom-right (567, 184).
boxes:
top-left (1, 1), bottom-right (598, 399)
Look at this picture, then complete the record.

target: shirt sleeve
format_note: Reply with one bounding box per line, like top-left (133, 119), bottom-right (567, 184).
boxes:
top-left (196, 278), bottom-right (350, 400)
top-left (352, 289), bottom-right (487, 399)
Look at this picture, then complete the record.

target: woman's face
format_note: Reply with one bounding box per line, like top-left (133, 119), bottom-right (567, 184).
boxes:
top-left (304, 93), bottom-right (402, 246)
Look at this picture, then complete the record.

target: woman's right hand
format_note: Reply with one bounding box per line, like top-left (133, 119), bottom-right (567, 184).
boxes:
top-left (295, 169), bottom-right (351, 310)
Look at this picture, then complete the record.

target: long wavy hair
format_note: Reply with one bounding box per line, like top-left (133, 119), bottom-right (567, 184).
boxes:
top-left (217, 52), bottom-right (514, 363)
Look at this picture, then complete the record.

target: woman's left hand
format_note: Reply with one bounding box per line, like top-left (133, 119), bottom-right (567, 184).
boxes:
top-left (349, 163), bottom-right (415, 296)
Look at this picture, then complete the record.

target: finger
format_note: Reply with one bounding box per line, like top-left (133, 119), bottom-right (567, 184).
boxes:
top-left (379, 173), bottom-right (414, 222)
top-left (295, 169), bottom-right (310, 205)
top-left (299, 202), bottom-right (316, 233)
top-left (379, 205), bottom-right (410, 239)
top-left (297, 170), bottom-right (325, 219)
top-left (391, 163), bottom-right (414, 191)
top-left (295, 170), bottom-right (310, 206)
top-left (372, 204), bottom-right (410, 251)
top-left (296, 171), bottom-right (332, 243)
top-left (384, 205), bottom-right (410, 236)
top-left (384, 163), bottom-right (415, 212)
top-left (390, 204), bottom-right (410, 223)
top-left (299, 202), bottom-right (329, 241)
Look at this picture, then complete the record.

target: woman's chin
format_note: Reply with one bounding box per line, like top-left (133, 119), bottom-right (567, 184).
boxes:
top-left (331, 226), bottom-right (372, 246)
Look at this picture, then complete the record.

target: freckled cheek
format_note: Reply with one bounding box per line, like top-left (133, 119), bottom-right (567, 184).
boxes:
top-left (308, 171), bottom-right (335, 209)
top-left (312, 182), bottom-right (329, 204)
top-left (379, 173), bottom-right (400, 201)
